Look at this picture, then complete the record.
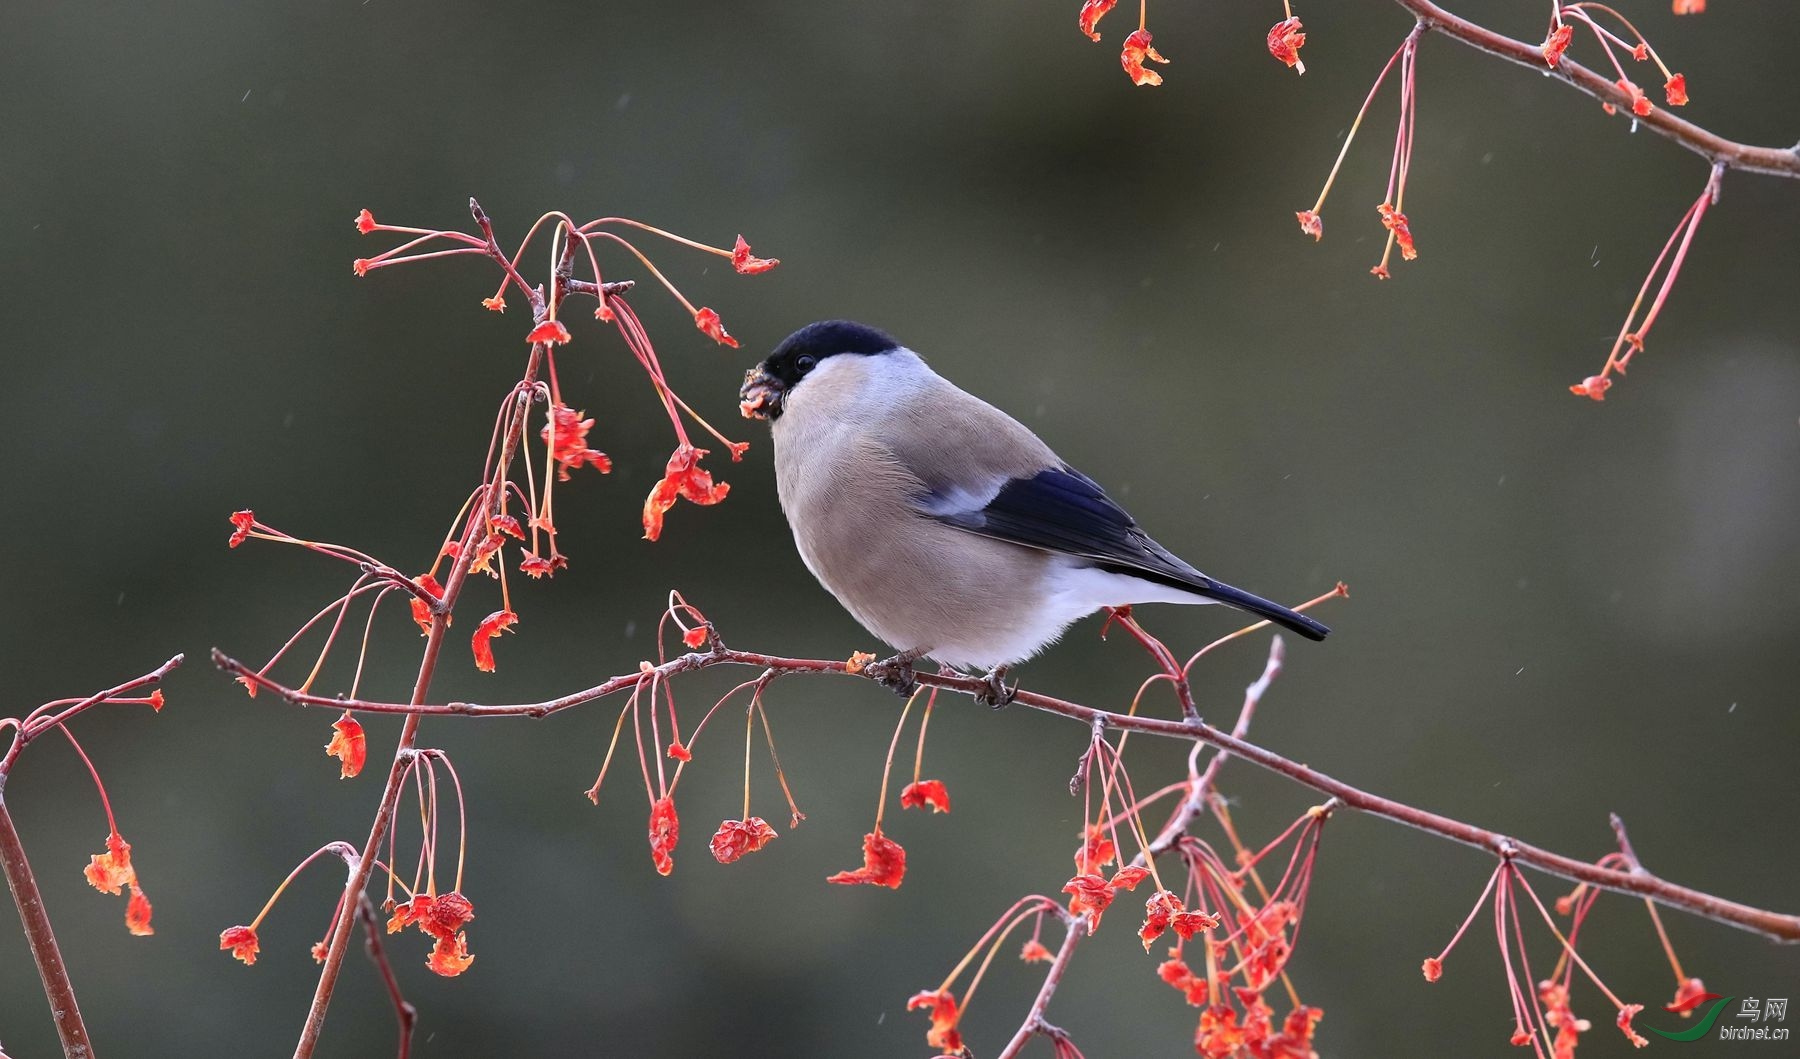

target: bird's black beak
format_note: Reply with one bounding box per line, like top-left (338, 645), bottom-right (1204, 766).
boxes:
top-left (739, 366), bottom-right (785, 420)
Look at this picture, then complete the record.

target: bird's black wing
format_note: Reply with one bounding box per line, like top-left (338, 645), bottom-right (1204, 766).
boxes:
top-left (927, 466), bottom-right (1329, 641)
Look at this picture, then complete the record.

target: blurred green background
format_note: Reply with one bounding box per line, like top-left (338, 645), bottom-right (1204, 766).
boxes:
top-left (3, 1), bottom-right (1796, 1055)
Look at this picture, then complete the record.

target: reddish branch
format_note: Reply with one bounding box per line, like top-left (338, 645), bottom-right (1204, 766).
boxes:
top-left (1394, 0), bottom-right (1799, 179)
top-left (0, 654), bottom-right (183, 1059)
top-left (212, 637), bottom-right (1800, 943)
top-left (291, 199), bottom-right (555, 1059)
top-left (998, 636), bottom-right (1292, 1057)
top-left (355, 894), bottom-right (416, 1059)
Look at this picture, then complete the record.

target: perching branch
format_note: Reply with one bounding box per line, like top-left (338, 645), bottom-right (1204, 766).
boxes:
top-left (1393, 0), bottom-right (1800, 179)
top-left (211, 633), bottom-right (1800, 944)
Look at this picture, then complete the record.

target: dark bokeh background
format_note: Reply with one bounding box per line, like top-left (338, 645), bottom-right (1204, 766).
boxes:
top-left (3, 1), bottom-right (1796, 1056)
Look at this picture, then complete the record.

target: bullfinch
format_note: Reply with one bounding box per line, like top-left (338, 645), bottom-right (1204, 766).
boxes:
top-left (739, 321), bottom-right (1327, 698)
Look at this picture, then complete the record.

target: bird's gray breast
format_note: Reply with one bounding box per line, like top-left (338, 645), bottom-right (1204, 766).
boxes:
top-left (770, 404), bottom-right (1053, 661)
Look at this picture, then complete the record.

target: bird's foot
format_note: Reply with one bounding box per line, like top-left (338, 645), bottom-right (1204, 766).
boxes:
top-left (865, 648), bottom-right (925, 698)
top-left (975, 665), bottom-right (1016, 709)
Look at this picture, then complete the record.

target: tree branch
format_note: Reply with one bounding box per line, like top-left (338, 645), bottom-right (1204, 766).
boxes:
top-left (1394, 0), bottom-right (1800, 179)
top-left (997, 637), bottom-right (1289, 1058)
top-left (212, 634), bottom-right (1800, 943)
top-left (0, 796), bottom-right (93, 1059)
top-left (0, 655), bottom-right (183, 1059)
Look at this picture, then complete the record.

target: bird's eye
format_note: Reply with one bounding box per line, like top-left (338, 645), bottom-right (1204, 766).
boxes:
top-left (795, 355), bottom-right (817, 374)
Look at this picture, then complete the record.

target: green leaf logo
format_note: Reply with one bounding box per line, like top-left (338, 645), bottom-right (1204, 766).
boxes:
top-left (1647, 996), bottom-right (1735, 1042)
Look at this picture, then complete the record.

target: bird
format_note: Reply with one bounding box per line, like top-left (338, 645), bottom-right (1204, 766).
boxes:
top-left (738, 320), bottom-right (1328, 701)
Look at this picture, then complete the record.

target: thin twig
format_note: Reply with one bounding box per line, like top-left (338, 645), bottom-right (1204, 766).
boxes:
top-left (356, 894), bottom-right (416, 1059)
top-left (1394, 0), bottom-right (1800, 179)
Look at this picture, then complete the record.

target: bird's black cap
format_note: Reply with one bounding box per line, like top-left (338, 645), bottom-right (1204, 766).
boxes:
top-left (758, 320), bottom-right (900, 387)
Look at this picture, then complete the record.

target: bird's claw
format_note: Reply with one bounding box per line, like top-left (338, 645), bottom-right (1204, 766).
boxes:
top-left (975, 666), bottom-right (1015, 709)
top-left (865, 651), bottom-right (921, 698)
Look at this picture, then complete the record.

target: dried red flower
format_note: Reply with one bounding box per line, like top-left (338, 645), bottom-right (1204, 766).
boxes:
top-left (649, 795), bottom-right (680, 876)
top-left (1020, 937), bottom-right (1054, 963)
top-left (1121, 29), bottom-right (1169, 87)
top-left (427, 932), bottom-right (474, 976)
top-left (1539, 980), bottom-right (1592, 1057)
top-left (352, 258), bottom-right (372, 277)
top-left (1664, 73), bottom-right (1688, 106)
top-left (387, 893), bottom-right (429, 934)
top-left (519, 554), bottom-right (555, 578)
top-left (667, 741), bottom-right (693, 763)
top-left (1139, 890), bottom-right (1220, 950)
top-left (228, 509), bottom-right (255, 548)
top-left (1077, 0), bottom-right (1117, 41)
top-left (907, 989), bottom-right (964, 1053)
top-left (1267, 17), bottom-right (1306, 74)
top-left (1377, 203), bottom-right (1417, 261)
top-left (221, 924), bottom-right (261, 965)
top-left (1063, 873), bottom-right (1115, 931)
top-left (354, 209), bottom-right (378, 234)
top-left (1370, 264), bottom-right (1391, 280)
top-left (1109, 864), bottom-right (1151, 891)
top-left (826, 829), bottom-right (906, 888)
top-left (1617, 1004), bottom-right (1648, 1047)
top-left (1616, 78), bottom-right (1653, 117)
top-left (410, 573), bottom-right (445, 635)
top-left (543, 403), bottom-right (613, 481)
top-left (681, 625), bottom-right (708, 649)
top-left (1276, 1006), bottom-right (1325, 1053)
top-left (1673, 0), bottom-right (1704, 12)
top-left (1197, 1003), bottom-right (1248, 1057)
top-left (325, 711), bottom-right (366, 779)
top-left (1421, 956), bottom-right (1442, 981)
top-left (418, 891), bottom-right (474, 941)
top-left (1542, 24), bottom-right (1573, 67)
top-left (471, 609), bottom-right (518, 673)
top-left (693, 306), bottom-right (739, 348)
top-left (126, 884), bottom-right (154, 936)
top-left (709, 817), bottom-right (778, 864)
top-left (526, 319), bottom-right (573, 345)
top-left (311, 940), bottom-right (329, 963)
top-left (481, 295), bottom-right (506, 313)
top-left (1666, 977), bottom-right (1715, 1014)
top-left (730, 235), bottom-right (779, 275)
top-left (1158, 957), bottom-right (1210, 1006)
top-left (1295, 210), bottom-right (1323, 241)
top-left (1074, 824), bottom-right (1117, 875)
top-left (84, 831), bottom-right (136, 894)
top-left (899, 779), bottom-right (951, 814)
top-left (1141, 889), bottom-right (1183, 950)
top-left (1569, 375), bottom-right (1612, 401)
top-left (642, 444), bottom-right (731, 541)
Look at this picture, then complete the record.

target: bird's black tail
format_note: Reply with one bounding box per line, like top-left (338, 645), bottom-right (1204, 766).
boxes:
top-left (1195, 578), bottom-right (1330, 641)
